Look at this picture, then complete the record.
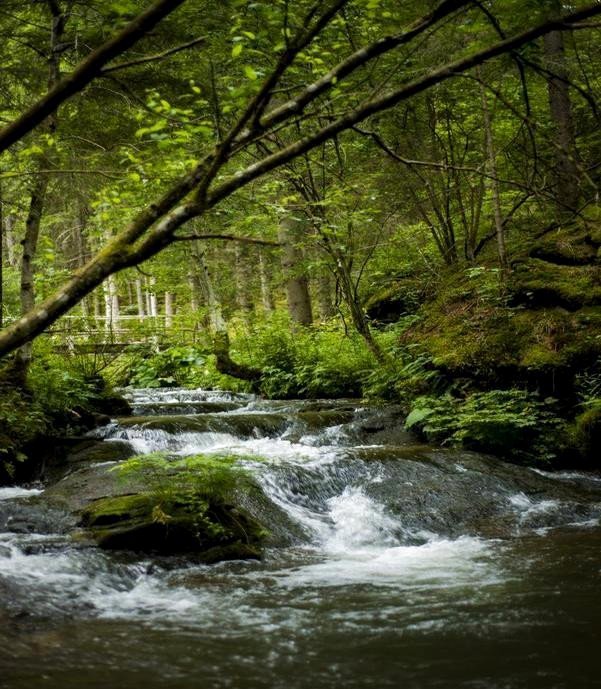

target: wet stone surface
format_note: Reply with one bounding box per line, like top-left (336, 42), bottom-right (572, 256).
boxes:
top-left (1, 388), bottom-right (601, 688)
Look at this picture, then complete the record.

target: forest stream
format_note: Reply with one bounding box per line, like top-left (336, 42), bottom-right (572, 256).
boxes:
top-left (1, 388), bottom-right (600, 689)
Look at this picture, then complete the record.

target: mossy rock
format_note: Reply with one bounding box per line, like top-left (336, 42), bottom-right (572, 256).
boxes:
top-left (116, 413), bottom-right (289, 437)
top-left (79, 491), bottom-right (266, 558)
top-left (587, 224), bottom-right (601, 247)
top-left (529, 225), bottom-right (598, 266)
top-left (365, 276), bottom-right (428, 324)
top-left (509, 259), bottom-right (601, 311)
top-left (573, 402), bottom-right (601, 465)
top-left (404, 263), bottom-right (601, 394)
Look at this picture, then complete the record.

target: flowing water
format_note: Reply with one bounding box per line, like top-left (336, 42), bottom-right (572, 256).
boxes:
top-left (1, 389), bottom-right (600, 688)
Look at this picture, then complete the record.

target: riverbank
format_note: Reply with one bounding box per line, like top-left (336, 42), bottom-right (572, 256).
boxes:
top-left (0, 360), bottom-right (130, 485)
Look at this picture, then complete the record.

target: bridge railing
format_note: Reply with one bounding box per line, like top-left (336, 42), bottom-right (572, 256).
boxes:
top-left (44, 314), bottom-right (203, 353)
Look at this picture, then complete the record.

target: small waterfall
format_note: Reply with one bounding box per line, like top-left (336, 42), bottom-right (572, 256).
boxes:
top-left (2, 388), bottom-right (601, 689)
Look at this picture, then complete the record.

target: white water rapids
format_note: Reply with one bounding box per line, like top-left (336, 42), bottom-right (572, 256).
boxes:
top-left (1, 388), bottom-right (600, 689)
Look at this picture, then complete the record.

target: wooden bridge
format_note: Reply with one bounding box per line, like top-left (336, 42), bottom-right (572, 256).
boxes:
top-left (45, 315), bottom-right (202, 354)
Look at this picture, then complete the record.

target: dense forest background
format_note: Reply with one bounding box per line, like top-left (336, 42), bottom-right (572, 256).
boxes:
top-left (0, 0), bottom-right (600, 477)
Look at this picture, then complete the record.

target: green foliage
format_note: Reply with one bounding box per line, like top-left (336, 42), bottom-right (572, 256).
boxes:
top-left (233, 317), bottom-right (374, 398)
top-left (128, 346), bottom-right (206, 388)
top-left (362, 321), bottom-right (443, 401)
top-left (120, 344), bottom-right (250, 392)
top-left (405, 390), bottom-right (564, 463)
top-left (572, 397), bottom-right (601, 464)
top-left (0, 386), bottom-right (48, 475)
top-left (0, 348), bottom-right (120, 479)
top-left (28, 358), bottom-right (100, 416)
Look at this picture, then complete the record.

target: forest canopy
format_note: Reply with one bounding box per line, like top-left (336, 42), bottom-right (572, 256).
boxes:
top-left (0, 0), bottom-right (599, 369)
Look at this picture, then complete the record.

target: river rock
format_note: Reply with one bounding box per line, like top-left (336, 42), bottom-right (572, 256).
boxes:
top-left (79, 492), bottom-right (264, 560)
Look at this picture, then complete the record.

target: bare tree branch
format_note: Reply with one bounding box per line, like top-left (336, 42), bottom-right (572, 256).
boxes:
top-left (172, 233), bottom-right (280, 247)
top-left (352, 126), bottom-right (535, 192)
top-left (100, 36), bottom-right (207, 75)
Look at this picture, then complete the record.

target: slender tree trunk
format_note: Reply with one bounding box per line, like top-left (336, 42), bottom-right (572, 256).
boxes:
top-left (103, 273), bottom-right (120, 333)
top-left (164, 291), bottom-right (174, 328)
top-left (72, 195), bottom-right (91, 318)
top-left (135, 278), bottom-right (146, 321)
top-left (4, 214), bottom-right (18, 268)
top-left (15, 1), bottom-right (69, 372)
top-left (16, 174), bottom-right (49, 369)
top-left (195, 247), bottom-right (260, 382)
top-left (332, 249), bottom-right (385, 363)
top-left (479, 73), bottom-right (507, 267)
top-left (234, 243), bottom-right (254, 320)
top-left (315, 265), bottom-right (336, 320)
top-left (93, 291), bottom-right (101, 319)
top-left (194, 244), bottom-right (225, 332)
top-left (258, 251), bottom-right (274, 313)
top-left (544, 28), bottom-right (580, 215)
top-left (148, 277), bottom-right (158, 318)
top-left (187, 256), bottom-right (204, 313)
top-left (278, 213), bottom-right (313, 326)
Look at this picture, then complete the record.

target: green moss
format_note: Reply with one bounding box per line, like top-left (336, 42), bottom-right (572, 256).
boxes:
top-left (510, 259), bottom-right (601, 310)
top-left (530, 225), bottom-right (598, 265)
top-left (77, 453), bottom-right (269, 558)
top-left (80, 490), bottom-right (266, 557)
top-left (404, 263), bottom-right (600, 386)
top-left (588, 225), bottom-right (601, 246)
top-left (365, 277), bottom-right (426, 323)
top-left (573, 400), bottom-right (601, 465)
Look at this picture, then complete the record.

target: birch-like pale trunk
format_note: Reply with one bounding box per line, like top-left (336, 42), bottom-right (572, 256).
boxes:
top-left (135, 279), bottom-right (146, 321)
top-left (278, 213), bottom-right (313, 327)
top-left (164, 291), bottom-right (174, 329)
top-left (258, 251), bottom-right (275, 313)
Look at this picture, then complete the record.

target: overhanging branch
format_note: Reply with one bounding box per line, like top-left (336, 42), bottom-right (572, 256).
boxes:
top-left (0, 0), bottom-right (188, 154)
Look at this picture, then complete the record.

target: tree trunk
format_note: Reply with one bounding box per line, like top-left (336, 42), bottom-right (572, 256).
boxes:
top-left (258, 251), bottom-right (275, 313)
top-left (333, 251), bottom-right (386, 363)
top-left (93, 291), bottom-right (101, 319)
top-left (103, 273), bottom-right (120, 333)
top-left (135, 278), bottom-right (146, 320)
top-left (149, 278), bottom-right (158, 318)
top-left (16, 174), bottom-right (49, 370)
top-left (544, 28), bottom-right (580, 215)
top-left (15, 1), bottom-right (69, 371)
top-left (315, 265), bottom-right (336, 320)
top-left (479, 72), bottom-right (507, 267)
top-left (164, 291), bottom-right (174, 329)
top-left (234, 242), bottom-right (254, 320)
top-left (278, 213), bottom-right (313, 327)
top-left (3, 214), bottom-right (18, 268)
top-left (191, 241), bottom-right (225, 332)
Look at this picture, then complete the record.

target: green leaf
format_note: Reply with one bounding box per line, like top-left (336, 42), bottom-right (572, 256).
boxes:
top-left (404, 407), bottom-right (431, 429)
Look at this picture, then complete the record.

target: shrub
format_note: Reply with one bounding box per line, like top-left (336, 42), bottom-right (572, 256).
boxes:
top-left (405, 389), bottom-right (564, 463)
top-left (234, 316), bottom-right (374, 398)
top-left (128, 346), bottom-right (207, 388)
